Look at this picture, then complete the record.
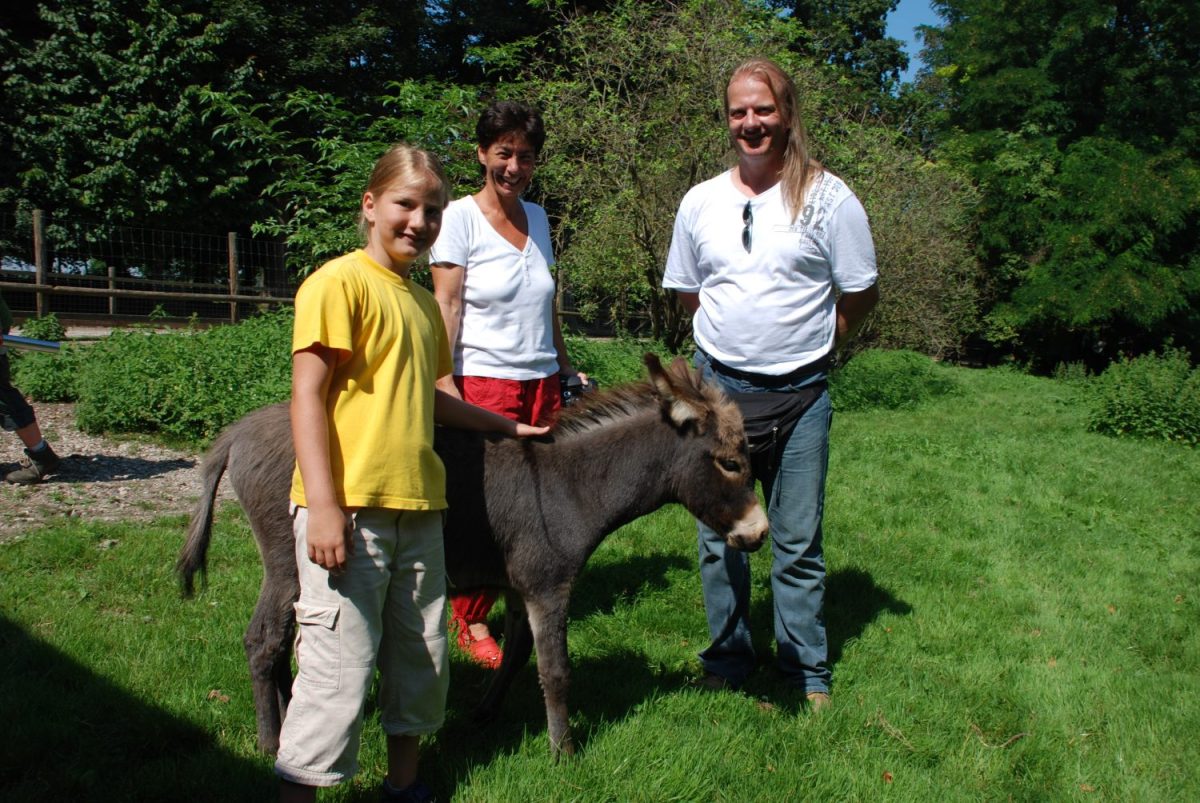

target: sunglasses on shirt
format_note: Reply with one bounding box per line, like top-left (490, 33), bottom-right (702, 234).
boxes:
top-left (742, 200), bottom-right (752, 252)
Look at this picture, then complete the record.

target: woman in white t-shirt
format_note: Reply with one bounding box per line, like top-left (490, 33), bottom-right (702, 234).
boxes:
top-left (430, 101), bottom-right (584, 669)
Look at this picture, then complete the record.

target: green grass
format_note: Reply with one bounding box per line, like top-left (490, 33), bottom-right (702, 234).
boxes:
top-left (2, 365), bottom-right (1198, 801)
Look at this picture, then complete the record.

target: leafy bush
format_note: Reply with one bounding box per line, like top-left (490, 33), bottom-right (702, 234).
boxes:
top-left (1086, 348), bottom-right (1199, 446)
top-left (15, 313), bottom-right (66, 342)
top-left (9, 313), bottom-right (82, 402)
top-left (829, 348), bottom-right (959, 412)
top-left (9, 346), bottom-right (83, 402)
top-left (74, 310), bottom-right (293, 444)
top-left (1052, 361), bottom-right (1092, 387)
top-left (563, 335), bottom-right (681, 388)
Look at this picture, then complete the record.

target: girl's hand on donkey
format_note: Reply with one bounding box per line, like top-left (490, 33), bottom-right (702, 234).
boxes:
top-left (307, 504), bottom-right (354, 573)
top-left (515, 422), bottom-right (551, 438)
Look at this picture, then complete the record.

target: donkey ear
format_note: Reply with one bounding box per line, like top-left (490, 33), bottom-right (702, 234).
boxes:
top-left (644, 353), bottom-right (707, 428)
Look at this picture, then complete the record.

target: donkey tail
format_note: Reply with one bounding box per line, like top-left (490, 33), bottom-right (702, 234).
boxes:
top-left (178, 426), bottom-right (235, 597)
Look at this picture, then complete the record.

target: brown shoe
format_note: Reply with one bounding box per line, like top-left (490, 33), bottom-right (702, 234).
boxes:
top-left (4, 443), bottom-right (61, 484)
top-left (805, 691), bottom-right (831, 712)
top-left (696, 672), bottom-right (739, 692)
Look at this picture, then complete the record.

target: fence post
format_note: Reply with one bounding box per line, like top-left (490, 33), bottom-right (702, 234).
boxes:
top-left (227, 232), bottom-right (238, 324)
top-left (108, 263), bottom-right (117, 316)
top-left (32, 209), bottom-right (48, 317)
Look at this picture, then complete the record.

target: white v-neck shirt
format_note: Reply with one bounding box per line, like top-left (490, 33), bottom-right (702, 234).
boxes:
top-left (429, 195), bottom-right (559, 379)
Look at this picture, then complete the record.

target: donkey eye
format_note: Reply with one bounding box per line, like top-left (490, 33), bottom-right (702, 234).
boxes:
top-left (718, 458), bottom-right (741, 473)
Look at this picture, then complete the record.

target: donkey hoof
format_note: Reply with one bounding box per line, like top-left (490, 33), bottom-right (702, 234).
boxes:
top-left (550, 735), bottom-right (576, 761)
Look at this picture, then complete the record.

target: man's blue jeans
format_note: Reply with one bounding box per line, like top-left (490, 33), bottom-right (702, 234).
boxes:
top-left (694, 350), bottom-right (833, 694)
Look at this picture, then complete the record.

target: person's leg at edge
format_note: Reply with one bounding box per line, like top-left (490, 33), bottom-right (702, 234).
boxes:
top-left (449, 588), bottom-right (501, 659)
top-left (275, 507), bottom-right (391, 795)
top-left (2, 353), bottom-right (59, 483)
top-left (449, 376), bottom-right (529, 653)
top-left (279, 781), bottom-right (316, 803)
top-left (14, 420), bottom-right (46, 449)
top-left (691, 351), bottom-right (758, 687)
top-left (386, 734), bottom-right (420, 793)
top-left (761, 390), bottom-right (833, 697)
top-left (377, 508), bottom-right (448, 798)
top-left (696, 518), bottom-right (756, 687)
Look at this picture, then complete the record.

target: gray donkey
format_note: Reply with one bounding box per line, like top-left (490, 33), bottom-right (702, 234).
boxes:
top-left (178, 354), bottom-right (768, 758)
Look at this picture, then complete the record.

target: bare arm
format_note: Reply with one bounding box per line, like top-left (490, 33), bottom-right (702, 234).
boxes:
top-left (835, 283), bottom-right (880, 347)
top-left (430, 262), bottom-right (465, 398)
top-left (434, 390), bottom-right (550, 437)
top-left (291, 345), bottom-right (352, 573)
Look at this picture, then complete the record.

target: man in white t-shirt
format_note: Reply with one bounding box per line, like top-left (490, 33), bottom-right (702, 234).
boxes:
top-left (663, 58), bottom-right (879, 709)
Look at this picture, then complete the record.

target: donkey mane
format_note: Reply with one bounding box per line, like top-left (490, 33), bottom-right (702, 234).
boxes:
top-left (552, 370), bottom-right (742, 442)
top-left (552, 381), bottom-right (658, 437)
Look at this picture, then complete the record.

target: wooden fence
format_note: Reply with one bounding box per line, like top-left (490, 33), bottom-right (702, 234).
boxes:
top-left (1, 208), bottom-right (624, 337)
top-left (1, 210), bottom-right (295, 327)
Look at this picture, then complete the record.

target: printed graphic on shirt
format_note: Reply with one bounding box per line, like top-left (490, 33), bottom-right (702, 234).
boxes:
top-left (770, 172), bottom-right (840, 244)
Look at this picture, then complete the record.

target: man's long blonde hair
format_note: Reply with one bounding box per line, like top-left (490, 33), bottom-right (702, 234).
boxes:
top-left (728, 58), bottom-right (822, 222)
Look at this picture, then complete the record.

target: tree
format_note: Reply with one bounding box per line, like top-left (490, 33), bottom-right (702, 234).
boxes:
top-left (209, 0), bottom-right (434, 101)
top-left (820, 124), bottom-right (982, 359)
top-left (483, 0), bottom-right (981, 355)
top-left (924, 0), bottom-right (1200, 368)
top-left (205, 82), bottom-right (480, 274)
top-left (770, 0), bottom-right (909, 91)
top-left (1, 0), bottom-right (261, 251)
top-left (506, 0), bottom-right (804, 347)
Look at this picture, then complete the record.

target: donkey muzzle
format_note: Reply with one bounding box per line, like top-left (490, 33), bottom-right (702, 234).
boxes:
top-left (723, 502), bottom-right (769, 552)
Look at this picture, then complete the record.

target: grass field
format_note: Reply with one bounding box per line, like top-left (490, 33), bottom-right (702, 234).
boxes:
top-left (2, 364), bottom-right (1197, 801)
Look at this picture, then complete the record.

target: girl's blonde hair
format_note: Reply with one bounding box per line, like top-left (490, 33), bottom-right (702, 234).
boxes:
top-left (728, 58), bottom-right (822, 222)
top-left (357, 143), bottom-right (451, 240)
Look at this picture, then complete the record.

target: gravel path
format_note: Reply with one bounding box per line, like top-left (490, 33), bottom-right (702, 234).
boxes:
top-left (0, 403), bottom-right (233, 544)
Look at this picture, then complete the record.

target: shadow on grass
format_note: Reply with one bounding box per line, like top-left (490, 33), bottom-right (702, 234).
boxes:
top-left (569, 553), bottom-right (692, 619)
top-left (0, 615), bottom-right (272, 803)
top-left (748, 565), bottom-right (912, 670)
top-left (429, 649), bottom-right (692, 794)
top-left (825, 566), bottom-right (912, 664)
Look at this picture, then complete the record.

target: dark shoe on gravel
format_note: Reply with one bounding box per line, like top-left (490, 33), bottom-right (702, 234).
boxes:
top-left (4, 443), bottom-right (61, 484)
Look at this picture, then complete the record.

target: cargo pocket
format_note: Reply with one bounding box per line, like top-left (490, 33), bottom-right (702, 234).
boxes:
top-left (294, 602), bottom-right (341, 689)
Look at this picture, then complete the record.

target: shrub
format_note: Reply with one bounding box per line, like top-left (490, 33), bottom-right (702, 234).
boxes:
top-left (15, 313), bottom-right (66, 342)
top-left (1086, 348), bottom-right (1199, 446)
top-left (1052, 361), bottom-right (1092, 387)
top-left (9, 313), bottom-right (82, 402)
top-left (563, 335), bottom-right (681, 388)
top-left (829, 349), bottom-right (959, 412)
top-left (74, 310), bottom-right (293, 444)
top-left (9, 345), bottom-right (83, 403)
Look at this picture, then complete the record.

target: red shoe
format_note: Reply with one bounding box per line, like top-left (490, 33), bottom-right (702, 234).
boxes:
top-left (451, 617), bottom-right (503, 669)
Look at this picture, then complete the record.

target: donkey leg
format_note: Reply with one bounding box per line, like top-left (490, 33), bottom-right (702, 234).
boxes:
top-left (524, 594), bottom-right (575, 758)
top-left (242, 522), bottom-right (300, 755)
top-left (475, 594), bottom-right (534, 723)
top-left (243, 580), bottom-right (296, 754)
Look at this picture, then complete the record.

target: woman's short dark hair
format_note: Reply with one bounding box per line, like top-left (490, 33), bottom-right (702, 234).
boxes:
top-left (475, 101), bottom-right (546, 155)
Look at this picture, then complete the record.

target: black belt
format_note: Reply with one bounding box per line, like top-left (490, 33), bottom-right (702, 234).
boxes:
top-left (700, 348), bottom-right (832, 389)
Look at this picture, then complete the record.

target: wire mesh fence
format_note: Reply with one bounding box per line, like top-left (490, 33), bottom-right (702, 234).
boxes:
top-left (0, 210), bottom-right (296, 326)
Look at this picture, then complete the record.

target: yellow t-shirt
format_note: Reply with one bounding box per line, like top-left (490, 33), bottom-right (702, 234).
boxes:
top-left (289, 249), bottom-right (452, 510)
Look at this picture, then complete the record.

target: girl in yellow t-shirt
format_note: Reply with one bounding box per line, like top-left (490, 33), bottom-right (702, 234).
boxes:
top-left (278, 144), bottom-right (548, 803)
